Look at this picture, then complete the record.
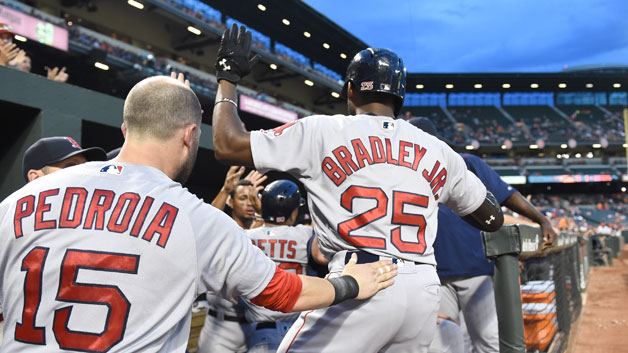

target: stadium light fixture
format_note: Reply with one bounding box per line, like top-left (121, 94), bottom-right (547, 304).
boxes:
top-left (586, 83), bottom-right (594, 88)
top-left (94, 62), bottom-right (109, 71)
top-left (560, 144), bottom-right (568, 149)
top-left (558, 83), bottom-right (567, 88)
top-left (530, 83), bottom-right (539, 89)
top-left (304, 79), bottom-right (314, 87)
top-left (613, 83), bottom-right (621, 88)
top-left (14, 35), bottom-right (27, 42)
top-left (465, 145), bottom-right (474, 150)
top-left (187, 26), bottom-right (201, 35)
top-left (282, 18), bottom-right (290, 26)
top-left (128, 0), bottom-right (144, 10)
top-left (473, 83), bottom-right (482, 89)
top-left (269, 63), bottom-right (277, 70)
top-left (415, 84), bottom-right (424, 89)
top-left (622, 187), bottom-right (627, 193)
top-left (592, 143), bottom-right (602, 148)
top-left (323, 43), bottom-right (330, 49)
top-left (445, 84), bottom-right (454, 89)
top-left (502, 83), bottom-right (511, 89)
top-left (303, 31), bottom-right (311, 38)
top-left (529, 144), bottom-right (539, 149)
top-left (331, 92), bottom-right (340, 98)
top-left (340, 53), bottom-right (347, 59)
top-left (257, 4), bottom-right (266, 11)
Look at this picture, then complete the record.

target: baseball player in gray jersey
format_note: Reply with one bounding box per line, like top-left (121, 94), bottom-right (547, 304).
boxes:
top-left (242, 179), bottom-right (317, 353)
top-left (0, 74), bottom-right (397, 352)
top-left (212, 24), bottom-right (504, 352)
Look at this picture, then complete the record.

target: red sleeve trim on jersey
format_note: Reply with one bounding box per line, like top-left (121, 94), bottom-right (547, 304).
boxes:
top-left (251, 266), bottom-right (302, 313)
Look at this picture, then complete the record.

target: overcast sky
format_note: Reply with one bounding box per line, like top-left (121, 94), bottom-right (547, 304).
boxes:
top-left (304, 0), bottom-right (628, 73)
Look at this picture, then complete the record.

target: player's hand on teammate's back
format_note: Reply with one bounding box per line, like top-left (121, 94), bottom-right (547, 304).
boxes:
top-left (215, 23), bottom-right (260, 84)
top-left (341, 253), bottom-right (397, 300)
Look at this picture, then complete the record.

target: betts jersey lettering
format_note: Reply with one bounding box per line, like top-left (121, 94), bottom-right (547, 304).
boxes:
top-left (0, 162), bottom-right (276, 352)
top-left (250, 114), bottom-right (487, 265)
top-left (244, 224), bottom-right (313, 323)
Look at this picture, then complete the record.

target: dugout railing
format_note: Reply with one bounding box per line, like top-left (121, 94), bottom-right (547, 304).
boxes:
top-left (482, 225), bottom-right (590, 353)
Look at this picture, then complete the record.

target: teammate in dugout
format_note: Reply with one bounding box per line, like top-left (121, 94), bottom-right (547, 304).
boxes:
top-left (242, 179), bottom-right (327, 353)
top-left (409, 117), bottom-right (558, 353)
top-left (0, 74), bottom-right (398, 352)
top-left (198, 169), bottom-right (267, 353)
top-left (212, 24), bottom-right (504, 352)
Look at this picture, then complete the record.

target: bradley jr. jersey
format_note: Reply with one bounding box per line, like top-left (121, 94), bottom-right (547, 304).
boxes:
top-left (243, 224), bottom-right (313, 323)
top-left (250, 114), bottom-right (487, 265)
top-left (0, 162), bottom-right (276, 352)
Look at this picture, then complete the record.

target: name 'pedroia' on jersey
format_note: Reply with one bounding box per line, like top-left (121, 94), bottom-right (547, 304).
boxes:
top-left (12, 188), bottom-right (179, 248)
top-left (321, 136), bottom-right (448, 200)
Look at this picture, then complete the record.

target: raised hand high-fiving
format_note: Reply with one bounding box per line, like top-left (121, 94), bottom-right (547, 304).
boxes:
top-left (215, 23), bottom-right (260, 84)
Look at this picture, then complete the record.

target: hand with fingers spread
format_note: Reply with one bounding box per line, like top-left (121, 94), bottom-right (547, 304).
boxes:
top-left (215, 23), bottom-right (260, 84)
top-left (224, 166), bottom-right (246, 194)
top-left (170, 71), bottom-right (190, 87)
top-left (47, 66), bottom-right (69, 82)
top-left (8, 49), bottom-right (26, 67)
top-left (211, 166), bottom-right (245, 210)
top-left (0, 42), bottom-right (20, 66)
top-left (340, 253), bottom-right (397, 300)
top-left (244, 170), bottom-right (267, 214)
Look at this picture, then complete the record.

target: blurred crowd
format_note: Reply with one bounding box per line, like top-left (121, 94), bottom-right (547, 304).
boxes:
top-left (402, 104), bottom-right (625, 147)
top-left (529, 193), bottom-right (627, 236)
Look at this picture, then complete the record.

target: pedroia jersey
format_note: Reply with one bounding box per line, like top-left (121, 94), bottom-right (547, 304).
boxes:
top-left (243, 224), bottom-right (313, 323)
top-left (250, 114), bottom-right (487, 265)
top-left (0, 162), bottom-right (276, 353)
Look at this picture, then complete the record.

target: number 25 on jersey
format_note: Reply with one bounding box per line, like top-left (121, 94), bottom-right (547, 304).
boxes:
top-left (337, 185), bottom-right (428, 254)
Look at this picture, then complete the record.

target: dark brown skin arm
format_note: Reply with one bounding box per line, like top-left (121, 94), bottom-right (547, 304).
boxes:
top-left (212, 81), bottom-right (254, 166)
top-left (502, 191), bottom-right (558, 250)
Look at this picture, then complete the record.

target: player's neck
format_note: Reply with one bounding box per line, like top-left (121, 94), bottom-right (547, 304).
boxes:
top-left (234, 216), bottom-right (254, 230)
top-left (264, 220), bottom-right (294, 227)
top-left (355, 103), bottom-right (395, 118)
top-left (115, 139), bottom-right (181, 180)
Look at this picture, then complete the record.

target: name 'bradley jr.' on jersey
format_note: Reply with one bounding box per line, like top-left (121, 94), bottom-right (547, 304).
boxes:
top-left (12, 187), bottom-right (177, 248)
top-left (321, 135), bottom-right (448, 200)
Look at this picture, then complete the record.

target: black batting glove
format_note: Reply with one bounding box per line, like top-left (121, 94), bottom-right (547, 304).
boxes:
top-left (215, 23), bottom-right (260, 84)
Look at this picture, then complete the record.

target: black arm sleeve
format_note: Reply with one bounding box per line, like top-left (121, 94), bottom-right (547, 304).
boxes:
top-left (462, 190), bottom-right (504, 232)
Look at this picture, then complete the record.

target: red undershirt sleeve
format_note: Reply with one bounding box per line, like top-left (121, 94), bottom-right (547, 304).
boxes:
top-left (251, 266), bottom-right (303, 313)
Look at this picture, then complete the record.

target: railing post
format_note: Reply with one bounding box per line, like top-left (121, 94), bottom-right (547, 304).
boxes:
top-left (482, 225), bottom-right (535, 353)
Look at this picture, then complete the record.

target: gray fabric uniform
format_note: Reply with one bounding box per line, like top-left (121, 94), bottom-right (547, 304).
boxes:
top-left (250, 114), bottom-right (487, 353)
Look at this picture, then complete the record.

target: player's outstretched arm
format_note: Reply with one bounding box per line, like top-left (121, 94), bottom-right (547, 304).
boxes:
top-left (212, 24), bottom-right (259, 167)
top-left (251, 254), bottom-right (396, 313)
top-left (462, 190), bottom-right (504, 232)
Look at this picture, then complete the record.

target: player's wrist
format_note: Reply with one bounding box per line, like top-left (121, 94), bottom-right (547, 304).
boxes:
top-left (327, 276), bottom-right (359, 305)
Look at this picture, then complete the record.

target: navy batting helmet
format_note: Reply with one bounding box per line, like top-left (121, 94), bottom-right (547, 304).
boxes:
top-left (341, 48), bottom-right (406, 116)
top-left (261, 180), bottom-right (303, 223)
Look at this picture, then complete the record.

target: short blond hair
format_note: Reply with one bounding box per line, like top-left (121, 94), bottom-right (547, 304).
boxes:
top-left (123, 76), bottom-right (202, 140)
